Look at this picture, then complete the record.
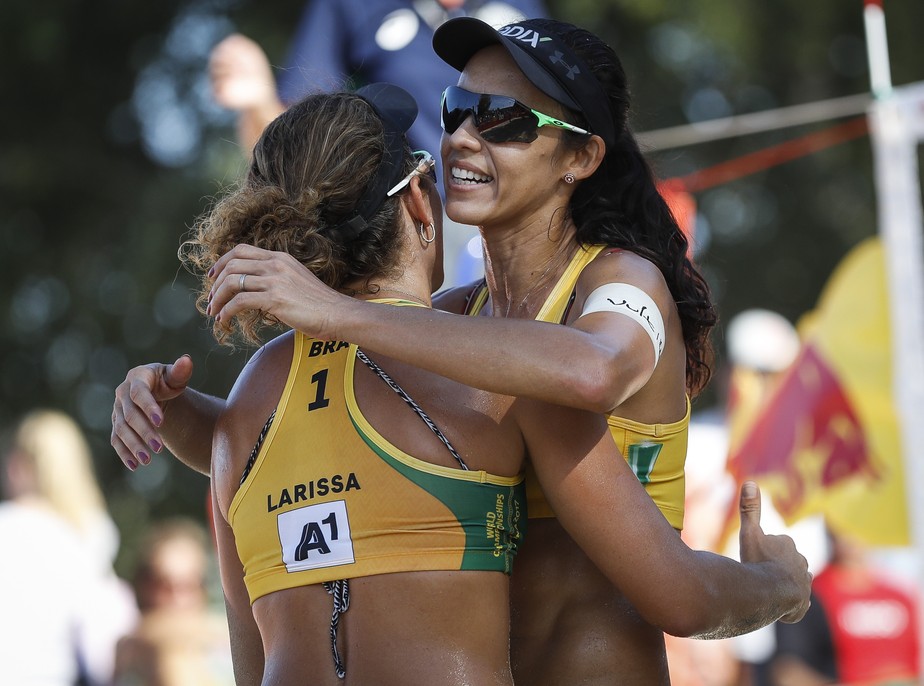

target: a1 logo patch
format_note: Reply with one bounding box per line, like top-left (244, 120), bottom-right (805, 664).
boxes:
top-left (278, 500), bottom-right (355, 573)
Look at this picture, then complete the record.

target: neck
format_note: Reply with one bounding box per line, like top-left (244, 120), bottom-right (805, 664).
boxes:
top-left (481, 217), bottom-right (578, 318)
top-left (369, 288), bottom-right (431, 307)
top-left (350, 277), bottom-right (433, 308)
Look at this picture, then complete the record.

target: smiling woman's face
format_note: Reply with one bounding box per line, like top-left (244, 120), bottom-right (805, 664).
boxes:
top-left (440, 46), bottom-right (576, 231)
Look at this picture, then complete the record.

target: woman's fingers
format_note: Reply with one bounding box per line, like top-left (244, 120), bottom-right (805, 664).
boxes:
top-left (112, 365), bottom-right (165, 470)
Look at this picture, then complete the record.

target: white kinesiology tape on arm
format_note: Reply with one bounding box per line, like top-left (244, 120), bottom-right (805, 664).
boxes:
top-left (580, 283), bottom-right (665, 366)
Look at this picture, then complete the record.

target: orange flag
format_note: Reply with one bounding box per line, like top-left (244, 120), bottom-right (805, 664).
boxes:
top-left (726, 237), bottom-right (908, 546)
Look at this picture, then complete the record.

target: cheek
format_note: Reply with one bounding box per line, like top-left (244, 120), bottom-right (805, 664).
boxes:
top-left (495, 150), bottom-right (567, 209)
top-left (499, 147), bottom-right (554, 184)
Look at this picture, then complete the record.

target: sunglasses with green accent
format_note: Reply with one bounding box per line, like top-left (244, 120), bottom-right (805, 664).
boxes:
top-left (441, 86), bottom-right (590, 144)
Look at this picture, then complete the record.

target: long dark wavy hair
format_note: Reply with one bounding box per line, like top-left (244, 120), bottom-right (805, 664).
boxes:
top-left (181, 92), bottom-right (419, 346)
top-left (535, 18), bottom-right (717, 396)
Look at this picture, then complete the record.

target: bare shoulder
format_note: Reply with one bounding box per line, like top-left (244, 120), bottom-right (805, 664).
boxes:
top-left (432, 280), bottom-right (484, 315)
top-left (579, 249), bottom-right (669, 294)
top-left (231, 332), bottom-right (296, 400)
top-left (213, 332), bottom-right (295, 510)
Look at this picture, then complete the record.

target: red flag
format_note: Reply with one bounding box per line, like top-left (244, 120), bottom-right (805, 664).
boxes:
top-left (725, 238), bottom-right (908, 546)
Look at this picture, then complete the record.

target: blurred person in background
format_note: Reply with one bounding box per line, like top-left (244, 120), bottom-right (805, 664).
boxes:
top-left (0, 409), bottom-right (137, 686)
top-left (208, 0), bottom-right (547, 288)
top-left (113, 517), bottom-right (233, 686)
top-left (209, 0), bottom-right (546, 158)
top-left (766, 523), bottom-right (920, 686)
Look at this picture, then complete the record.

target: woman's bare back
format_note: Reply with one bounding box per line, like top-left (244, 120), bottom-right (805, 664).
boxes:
top-left (511, 519), bottom-right (671, 686)
top-left (254, 571), bottom-right (512, 686)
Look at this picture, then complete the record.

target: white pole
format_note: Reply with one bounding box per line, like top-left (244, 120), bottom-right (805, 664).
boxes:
top-left (868, 82), bottom-right (924, 678)
top-left (865, 0), bottom-right (924, 666)
top-left (864, 1), bottom-right (893, 98)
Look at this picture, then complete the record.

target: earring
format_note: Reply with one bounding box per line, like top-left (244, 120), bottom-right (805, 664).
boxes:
top-left (563, 172), bottom-right (576, 184)
top-left (418, 221), bottom-right (436, 244)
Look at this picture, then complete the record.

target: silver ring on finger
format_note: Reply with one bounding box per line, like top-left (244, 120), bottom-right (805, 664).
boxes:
top-left (239, 273), bottom-right (247, 293)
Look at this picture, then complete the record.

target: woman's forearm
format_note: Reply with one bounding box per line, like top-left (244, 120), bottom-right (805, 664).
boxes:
top-left (663, 550), bottom-right (805, 639)
top-left (206, 245), bottom-right (649, 412)
top-left (161, 389), bottom-right (225, 475)
top-left (517, 398), bottom-right (811, 639)
top-left (333, 299), bottom-right (642, 412)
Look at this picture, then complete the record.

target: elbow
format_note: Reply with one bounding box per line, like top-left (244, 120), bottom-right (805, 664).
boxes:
top-left (556, 335), bottom-right (653, 412)
top-left (637, 583), bottom-right (727, 639)
top-left (567, 366), bottom-right (632, 414)
top-left (657, 614), bottom-right (712, 640)
top-left (641, 607), bottom-right (706, 639)
top-left (568, 386), bottom-right (612, 415)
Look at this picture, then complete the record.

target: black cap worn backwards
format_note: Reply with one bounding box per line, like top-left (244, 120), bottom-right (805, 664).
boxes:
top-left (336, 82), bottom-right (418, 239)
top-left (432, 17), bottom-right (616, 147)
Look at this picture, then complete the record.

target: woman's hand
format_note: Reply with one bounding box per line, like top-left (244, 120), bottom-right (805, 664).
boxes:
top-left (111, 356), bottom-right (194, 470)
top-left (737, 481), bottom-right (813, 624)
top-left (208, 34), bottom-right (278, 113)
top-left (111, 355), bottom-right (225, 476)
top-left (207, 244), bottom-right (353, 340)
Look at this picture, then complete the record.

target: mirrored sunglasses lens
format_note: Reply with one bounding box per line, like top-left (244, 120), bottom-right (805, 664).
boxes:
top-left (442, 106), bottom-right (468, 134)
top-left (477, 107), bottom-right (540, 143)
top-left (442, 89), bottom-right (540, 143)
top-left (442, 88), bottom-right (477, 134)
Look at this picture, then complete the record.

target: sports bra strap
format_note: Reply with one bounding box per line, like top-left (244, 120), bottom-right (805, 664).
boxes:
top-left (462, 279), bottom-right (488, 316)
top-left (356, 349), bottom-right (469, 471)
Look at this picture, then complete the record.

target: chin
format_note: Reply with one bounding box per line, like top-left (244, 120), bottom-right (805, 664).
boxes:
top-left (445, 199), bottom-right (485, 227)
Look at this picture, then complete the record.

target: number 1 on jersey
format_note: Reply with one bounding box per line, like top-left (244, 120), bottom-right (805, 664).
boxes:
top-left (308, 369), bottom-right (331, 411)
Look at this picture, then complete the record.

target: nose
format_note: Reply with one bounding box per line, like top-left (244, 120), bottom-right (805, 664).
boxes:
top-left (445, 114), bottom-right (482, 150)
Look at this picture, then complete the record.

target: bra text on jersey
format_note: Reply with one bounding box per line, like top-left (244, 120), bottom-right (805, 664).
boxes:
top-left (308, 340), bottom-right (350, 357)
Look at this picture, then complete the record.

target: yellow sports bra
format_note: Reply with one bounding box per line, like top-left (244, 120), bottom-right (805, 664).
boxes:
top-left (229, 305), bottom-right (526, 604)
top-left (465, 246), bottom-right (689, 530)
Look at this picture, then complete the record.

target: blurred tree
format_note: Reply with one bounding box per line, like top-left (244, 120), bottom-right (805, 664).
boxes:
top-left (1, 0), bottom-right (921, 569)
top-left (0, 0), bottom-right (302, 574)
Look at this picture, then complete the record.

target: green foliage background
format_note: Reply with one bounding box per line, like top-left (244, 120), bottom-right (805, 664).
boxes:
top-left (1, 0), bottom-right (921, 575)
